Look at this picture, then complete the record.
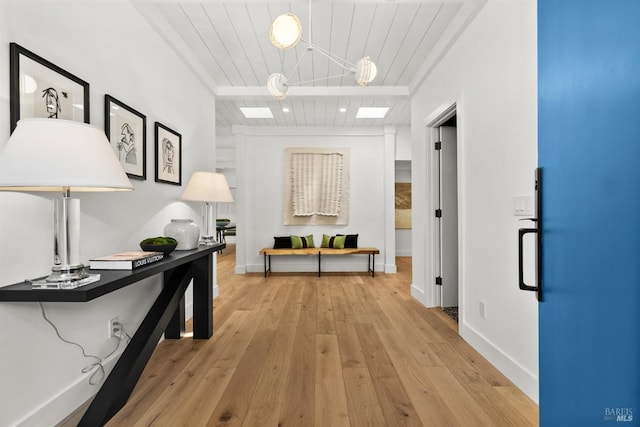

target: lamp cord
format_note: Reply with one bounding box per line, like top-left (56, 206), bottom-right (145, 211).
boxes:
top-left (37, 302), bottom-right (129, 385)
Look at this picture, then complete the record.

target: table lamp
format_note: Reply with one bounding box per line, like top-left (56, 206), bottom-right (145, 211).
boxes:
top-left (0, 119), bottom-right (133, 285)
top-left (181, 171), bottom-right (234, 245)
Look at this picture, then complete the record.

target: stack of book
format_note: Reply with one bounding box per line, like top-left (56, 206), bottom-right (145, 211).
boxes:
top-left (89, 251), bottom-right (164, 270)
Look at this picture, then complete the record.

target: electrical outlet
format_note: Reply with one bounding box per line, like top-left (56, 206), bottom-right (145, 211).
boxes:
top-left (108, 316), bottom-right (120, 338)
top-left (479, 301), bottom-right (486, 319)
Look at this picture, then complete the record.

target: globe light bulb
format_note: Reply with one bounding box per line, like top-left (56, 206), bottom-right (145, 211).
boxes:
top-left (269, 13), bottom-right (302, 49)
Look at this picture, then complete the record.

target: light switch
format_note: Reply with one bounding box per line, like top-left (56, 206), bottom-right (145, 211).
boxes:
top-left (513, 195), bottom-right (534, 216)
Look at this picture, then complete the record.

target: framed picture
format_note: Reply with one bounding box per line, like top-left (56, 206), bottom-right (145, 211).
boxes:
top-left (154, 122), bottom-right (182, 186)
top-left (105, 95), bottom-right (147, 180)
top-left (395, 182), bottom-right (412, 229)
top-left (9, 42), bottom-right (90, 133)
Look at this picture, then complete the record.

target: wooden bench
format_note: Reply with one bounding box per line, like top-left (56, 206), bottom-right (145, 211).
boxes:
top-left (258, 247), bottom-right (380, 278)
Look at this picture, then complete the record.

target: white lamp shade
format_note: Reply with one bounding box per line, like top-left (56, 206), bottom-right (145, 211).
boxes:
top-left (267, 73), bottom-right (289, 100)
top-left (355, 56), bottom-right (377, 86)
top-left (0, 119), bottom-right (133, 192)
top-left (270, 13), bottom-right (302, 49)
top-left (181, 171), bottom-right (234, 203)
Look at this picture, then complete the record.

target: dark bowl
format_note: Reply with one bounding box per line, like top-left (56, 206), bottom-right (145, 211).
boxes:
top-left (216, 219), bottom-right (231, 228)
top-left (140, 242), bottom-right (178, 256)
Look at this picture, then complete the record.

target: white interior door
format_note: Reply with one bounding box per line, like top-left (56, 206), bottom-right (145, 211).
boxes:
top-left (439, 126), bottom-right (458, 308)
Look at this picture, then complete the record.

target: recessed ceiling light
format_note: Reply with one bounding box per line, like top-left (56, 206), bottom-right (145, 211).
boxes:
top-left (356, 107), bottom-right (389, 118)
top-left (339, 107), bottom-right (347, 113)
top-left (240, 107), bottom-right (274, 118)
top-left (282, 107), bottom-right (290, 113)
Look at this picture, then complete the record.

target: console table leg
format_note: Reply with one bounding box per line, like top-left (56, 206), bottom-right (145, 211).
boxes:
top-left (78, 263), bottom-right (193, 427)
top-left (192, 253), bottom-right (213, 339)
top-left (164, 269), bottom-right (185, 339)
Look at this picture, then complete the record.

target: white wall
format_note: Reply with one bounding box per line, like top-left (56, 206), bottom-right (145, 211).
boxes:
top-left (0, 1), bottom-right (216, 425)
top-left (232, 126), bottom-right (392, 274)
top-left (395, 125), bottom-right (412, 161)
top-left (411, 1), bottom-right (538, 401)
top-left (215, 128), bottom-right (237, 231)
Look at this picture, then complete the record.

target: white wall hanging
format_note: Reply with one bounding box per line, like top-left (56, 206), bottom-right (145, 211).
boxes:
top-left (284, 147), bottom-right (350, 225)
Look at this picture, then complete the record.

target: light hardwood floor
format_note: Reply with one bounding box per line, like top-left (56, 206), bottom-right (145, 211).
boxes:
top-left (84, 245), bottom-right (537, 426)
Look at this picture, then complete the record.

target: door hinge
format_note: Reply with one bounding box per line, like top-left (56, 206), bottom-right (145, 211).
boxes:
top-left (435, 209), bottom-right (442, 218)
top-left (435, 141), bottom-right (442, 150)
top-left (436, 276), bottom-right (443, 286)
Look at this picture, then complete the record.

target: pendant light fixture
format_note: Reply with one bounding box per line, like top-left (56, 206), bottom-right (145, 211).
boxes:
top-left (267, 0), bottom-right (377, 100)
top-left (269, 13), bottom-right (302, 50)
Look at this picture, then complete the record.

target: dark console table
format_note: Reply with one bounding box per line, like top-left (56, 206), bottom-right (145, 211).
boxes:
top-left (0, 243), bottom-right (224, 426)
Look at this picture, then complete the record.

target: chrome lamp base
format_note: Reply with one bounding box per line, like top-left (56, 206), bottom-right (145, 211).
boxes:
top-left (36, 189), bottom-right (94, 288)
top-left (200, 235), bottom-right (218, 245)
top-left (47, 264), bottom-right (89, 282)
top-left (32, 269), bottom-right (100, 289)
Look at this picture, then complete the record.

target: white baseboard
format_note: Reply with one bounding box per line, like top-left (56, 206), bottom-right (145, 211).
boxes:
top-left (15, 349), bottom-right (123, 427)
top-left (246, 263), bottom-right (312, 274)
top-left (235, 265), bottom-right (246, 274)
top-left (395, 250), bottom-right (412, 256)
top-left (460, 322), bottom-right (539, 403)
top-left (384, 264), bottom-right (397, 274)
top-left (245, 262), bottom-right (385, 274)
top-left (407, 291), bottom-right (539, 402)
top-left (19, 287), bottom-right (221, 427)
top-left (410, 283), bottom-right (427, 306)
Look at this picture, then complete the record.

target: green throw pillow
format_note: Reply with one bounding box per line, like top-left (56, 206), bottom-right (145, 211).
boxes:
top-left (291, 234), bottom-right (315, 249)
top-left (321, 234), bottom-right (346, 249)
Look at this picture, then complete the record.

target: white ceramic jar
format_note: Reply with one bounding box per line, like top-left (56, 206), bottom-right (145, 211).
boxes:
top-left (164, 219), bottom-right (200, 250)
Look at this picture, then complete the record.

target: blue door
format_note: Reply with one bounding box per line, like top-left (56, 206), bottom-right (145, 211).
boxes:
top-left (538, 1), bottom-right (640, 425)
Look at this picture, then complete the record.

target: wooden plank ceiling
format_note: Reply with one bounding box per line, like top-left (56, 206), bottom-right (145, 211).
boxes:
top-left (133, 1), bottom-right (483, 128)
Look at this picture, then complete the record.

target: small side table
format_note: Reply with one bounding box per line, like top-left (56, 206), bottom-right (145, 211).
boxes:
top-left (216, 222), bottom-right (236, 244)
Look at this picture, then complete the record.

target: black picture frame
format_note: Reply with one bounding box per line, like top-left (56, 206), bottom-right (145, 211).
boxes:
top-left (9, 42), bottom-right (90, 133)
top-left (105, 95), bottom-right (147, 180)
top-left (154, 122), bottom-right (182, 186)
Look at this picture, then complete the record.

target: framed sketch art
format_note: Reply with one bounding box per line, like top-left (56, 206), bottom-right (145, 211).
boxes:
top-left (154, 122), bottom-right (182, 186)
top-left (105, 95), bottom-right (147, 180)
top-left (9, 43), bottom-right (90, 133)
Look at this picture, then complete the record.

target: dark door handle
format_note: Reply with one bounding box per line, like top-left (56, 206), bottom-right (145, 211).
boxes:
top-left (517, 168), bottom-right (543, 302)
top-left (518, 226), bottom-right (542, 301)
